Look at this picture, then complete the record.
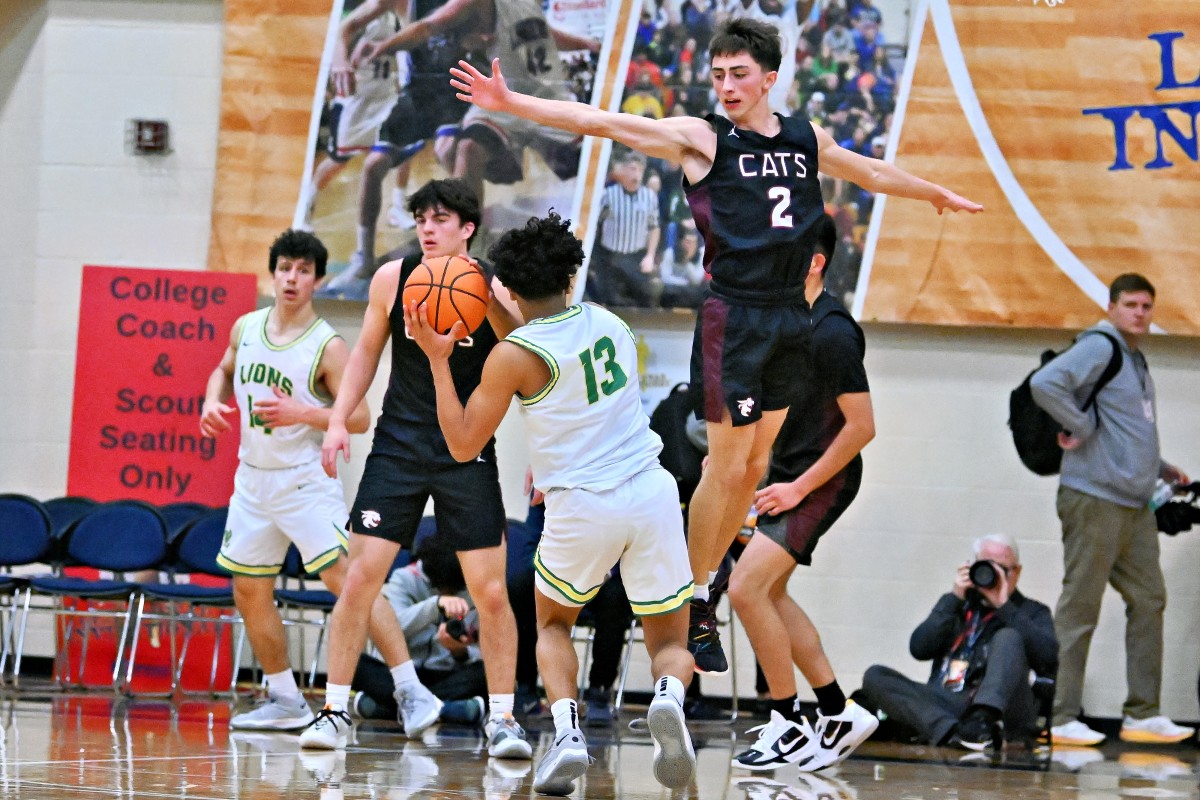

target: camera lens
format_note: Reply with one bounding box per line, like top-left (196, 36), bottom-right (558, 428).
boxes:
top-left (445, 618), bottom-right (466, 639)
top-left (969, 560), bottom-right (998, 589)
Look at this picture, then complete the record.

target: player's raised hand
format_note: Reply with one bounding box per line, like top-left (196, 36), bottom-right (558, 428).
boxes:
top-left (450, 58), bottom-right (509, 110)
top-left (252, 386), bottom-right (309, 428)
top-left (404, 300), bottom-right (465, 360)
top-left (352, 37), bottom-right (383, 71)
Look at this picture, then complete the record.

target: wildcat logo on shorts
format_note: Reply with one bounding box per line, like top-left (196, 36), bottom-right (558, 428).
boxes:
top-left (360, 510), bottom-right (382, 529)
top-left (223, 528), bottom-right (232, 546)
top-left (737, 397), bottom-right (756, 417)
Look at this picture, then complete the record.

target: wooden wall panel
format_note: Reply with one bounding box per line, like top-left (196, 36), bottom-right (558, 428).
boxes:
top-left (863, 0), bottom-right (1200, 334)
top-left (208, 0), bottom-right (332, 293)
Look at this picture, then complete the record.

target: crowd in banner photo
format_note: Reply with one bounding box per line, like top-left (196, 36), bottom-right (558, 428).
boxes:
top-left (585, 0), bottom-right (901, 312)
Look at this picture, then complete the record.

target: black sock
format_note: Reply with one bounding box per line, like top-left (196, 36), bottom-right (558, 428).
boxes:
top-left (813, 680), bottom-right (846, 718)
top-left (769, 694), bottom-right (802, 723)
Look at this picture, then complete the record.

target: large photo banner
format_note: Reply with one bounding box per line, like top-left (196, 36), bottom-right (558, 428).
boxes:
top-left (856, 0), bottom-right (1200, 333)
top-left (68, 266), bottom-right (257, 505)
top-left (209, 0), bottom-right (1199, 333)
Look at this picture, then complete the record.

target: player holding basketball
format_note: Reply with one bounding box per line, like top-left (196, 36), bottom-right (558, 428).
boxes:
top-left (405, 212), bottom-right (696, 796)
top-left (200, 230), bottom-right (402, 733)
top-left (301, 179), bottom-right (531, 760)
top-left (450, 17), bottom-right (982, 673)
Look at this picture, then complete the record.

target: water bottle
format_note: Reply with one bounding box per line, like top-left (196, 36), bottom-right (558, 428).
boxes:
top-left (1149, 479), bottom-right (1175, 511)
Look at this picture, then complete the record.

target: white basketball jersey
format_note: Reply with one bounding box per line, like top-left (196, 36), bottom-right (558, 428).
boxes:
top-left (490, 0), bottom-right (566, 97)
top-left (355, 10), bottom-right (406, 105)
top-left (234, 308), bottom-right (340, 470)
top-left (506, 303), bottom-right (662, 492)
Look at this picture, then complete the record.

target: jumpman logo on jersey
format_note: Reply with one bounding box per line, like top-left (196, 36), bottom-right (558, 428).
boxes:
top-left (728, 128), bottom-right (739, 138)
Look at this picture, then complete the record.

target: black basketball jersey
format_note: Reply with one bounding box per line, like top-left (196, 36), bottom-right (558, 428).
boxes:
top-left (684, 113), bottom-right (823, 306)
top-left (408, 0), bottom-right (480, 106)
top-left (768, 290), bottom-right (868, 482)
top-left (371, 257), bottom-right (499, 465)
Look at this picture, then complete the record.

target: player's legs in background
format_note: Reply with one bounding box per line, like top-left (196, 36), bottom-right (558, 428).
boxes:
top-left (386, 161), bottom-right (416, 230)
top-left (354, 149), bottom-right (395, 277)
top-left (230, 575), bottom-right (314, 730)
top-left (298, 156), bottom-right (349, 232)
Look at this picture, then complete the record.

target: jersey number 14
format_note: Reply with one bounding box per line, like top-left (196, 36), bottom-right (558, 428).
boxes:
top-left (578, 336), bottom-right (628, 404)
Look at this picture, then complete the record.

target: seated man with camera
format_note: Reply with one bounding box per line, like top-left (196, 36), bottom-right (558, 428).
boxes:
top-left (350, 528), bottom-right (488, 726)
top-left (860, 534), bottom-right (1058, 750)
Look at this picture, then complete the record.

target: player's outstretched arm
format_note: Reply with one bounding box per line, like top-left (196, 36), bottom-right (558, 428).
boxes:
top-left (450, 58), bottom-right (713, 164)
top-left (199, 317), bottom-right (242, 438)
top-left (813, 124), bottom-right (983, 214)
top-left (404, 301), bottom-right (534, 462)
top-left (361, 0), bottom-right (477, 63)
top-left (321, 262), bottom-right (396, 476)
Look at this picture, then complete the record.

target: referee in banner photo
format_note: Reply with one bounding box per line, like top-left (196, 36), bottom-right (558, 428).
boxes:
top-left (586, 147), bottom-right (661, 308)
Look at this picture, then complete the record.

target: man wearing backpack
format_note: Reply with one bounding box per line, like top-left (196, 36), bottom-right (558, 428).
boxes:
top-left (1030, 273), bottom-right (1192, 746)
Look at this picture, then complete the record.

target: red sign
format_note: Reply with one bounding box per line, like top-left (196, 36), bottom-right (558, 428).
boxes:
top-left (68, 266), bottom-right (257, 504)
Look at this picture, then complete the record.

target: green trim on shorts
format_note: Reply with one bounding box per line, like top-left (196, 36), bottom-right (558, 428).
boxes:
top-left (630, 581), bottom-right (694, 617)
top-left (533, 547), bottom-right (602, 605)
top-left (217, 552), bottom-right (283, 577)
top-left (303, 527), bottom-right (349, 574)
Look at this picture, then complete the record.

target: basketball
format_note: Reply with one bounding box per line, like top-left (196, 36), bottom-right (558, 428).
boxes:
top-left (402, 254), bottom-right (490, 336)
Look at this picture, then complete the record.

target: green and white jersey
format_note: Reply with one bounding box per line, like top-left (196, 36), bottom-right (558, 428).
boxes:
top-left (507, 303), bottom-right (662, 492)
top-left (234, 308), bottom-right (339, 470)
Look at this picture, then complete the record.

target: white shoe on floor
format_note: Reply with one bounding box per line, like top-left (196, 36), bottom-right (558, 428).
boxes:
top-left (299, 707), bottom-right (354, 750)
top-left (1051, 719), bottom-right (1105, 746)
top-left (732, 710), bottom-right (819, 771)
top-left (795, 700), bottom-right (879, 772)
top-left (1119, 715), bottom-right (1194, 744)
top-left (647, 693), bottom-right (696, 789)
top-left (396, 683), bottom-right (443, 738)
top-left (231, 695), bottom-right (315, 731)
top-left (387, 204), bottom-right (417, 230)
top-left (532, 727), bottom-right (591, 796)
top-left (486, 714), bottom-right (533, 759)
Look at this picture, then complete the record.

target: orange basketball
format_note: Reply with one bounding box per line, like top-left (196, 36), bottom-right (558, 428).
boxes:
top-left (402, 254), bottom-right (490, 336)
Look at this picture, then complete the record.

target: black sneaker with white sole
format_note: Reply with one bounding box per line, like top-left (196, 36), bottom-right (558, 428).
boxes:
top-left (732, 711), bottom-right (819, 771)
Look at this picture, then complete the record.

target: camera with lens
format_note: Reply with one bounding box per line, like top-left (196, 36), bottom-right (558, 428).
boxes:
top-left (969, 559), bottom-right (1007, 590)
top-left (444, 616), bottom-right (475, 642)
top-left (1155, 481), bottom-right (1200, 536)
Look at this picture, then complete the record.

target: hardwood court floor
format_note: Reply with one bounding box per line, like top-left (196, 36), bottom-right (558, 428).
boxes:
top-left (0, 692), bottom-right (1196, 799)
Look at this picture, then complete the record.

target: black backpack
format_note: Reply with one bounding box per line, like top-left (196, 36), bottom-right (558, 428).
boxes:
top-left (1008, 331), bottom-right (1122, 476)
top-left (649, 383), bottom-right (704, 504)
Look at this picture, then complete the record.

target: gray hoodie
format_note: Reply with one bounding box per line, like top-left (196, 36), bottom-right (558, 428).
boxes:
top-left (1029, 320), bottom-right (1160, 508)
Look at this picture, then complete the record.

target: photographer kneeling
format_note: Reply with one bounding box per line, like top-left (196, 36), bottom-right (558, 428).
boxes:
top-left (860, 534), bottom-right (1058, 750)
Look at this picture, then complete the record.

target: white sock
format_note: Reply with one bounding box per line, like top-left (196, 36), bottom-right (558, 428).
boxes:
top-left (707, 570), bottom-right (719, 588)
top-left (325, 683), bottom-right (351, 713)
top-left (692, 584), bottom-right (710, 602)
top-left (489, 693), bottom-right (515, 721)
top-left (551, 698), bottom-right (580, 736)
top-left (391, 661), bottom-right (421, 693)
top-left (392, 187), bottom-right (406, 209)
top-left (655, 675), bottom-right (686, 708)
top-left (265, 669), bottom-right (301, 703)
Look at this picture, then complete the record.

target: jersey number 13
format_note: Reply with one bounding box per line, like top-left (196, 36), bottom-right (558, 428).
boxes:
top-left (578, 336), bottom-right (628, 404)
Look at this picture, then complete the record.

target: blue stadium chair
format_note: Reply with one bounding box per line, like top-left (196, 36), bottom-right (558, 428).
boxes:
top-left (43, 496), bottom-right (98, 539)
top-left (0, 494), bottom-right (53, 684)
top-left (124, 507), bottom-right (244, 696)
top-left (25, 500), bottom-right (168, 689)
top-left (158, 502), bottom-right (212, 540)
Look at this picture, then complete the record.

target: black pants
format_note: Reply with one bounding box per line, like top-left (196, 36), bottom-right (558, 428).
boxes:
top-left (353, 653), bottom-right (488, 717)
top-left (587, 247), bottom-right (660, 308)
top-left (861, 628), bottom-right (1038, 744)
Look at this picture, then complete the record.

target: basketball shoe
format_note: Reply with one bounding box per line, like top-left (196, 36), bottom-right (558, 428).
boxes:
top-left (299, 706), bottom-right (354, 750)
top-left (795, 700), bottom-right (878, 772)
top-left (532, 728), bottom-right (591, 796)
top-left (687, 597), bottom-right (728, 674)
top-left (486, 714), bottom-right (534, 759)
top-left (231, 694), bottom-right (315, 731)
top-left (732, 710), bottom-right (819, 771)
top-left (396, 683), bottom-right (443, 738)
top-left (647, 690), bottom-right (696, 789)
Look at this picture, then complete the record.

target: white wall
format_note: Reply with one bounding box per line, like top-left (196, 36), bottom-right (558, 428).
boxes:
top-left (1, 0), bottom-right (1198, 723)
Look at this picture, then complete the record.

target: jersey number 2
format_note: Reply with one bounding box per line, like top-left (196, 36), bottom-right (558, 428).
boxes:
top-left (578, 336), bottom-right (628, 404)
top-left (768, 187), bottom-right (793, 228)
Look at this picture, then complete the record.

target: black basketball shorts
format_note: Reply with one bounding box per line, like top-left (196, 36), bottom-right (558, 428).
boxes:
top-left (757, 458), bottom-right (862, 566)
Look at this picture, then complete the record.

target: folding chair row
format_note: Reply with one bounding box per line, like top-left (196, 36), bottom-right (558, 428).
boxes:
top-left (0, 496), bottom-right (242, 695)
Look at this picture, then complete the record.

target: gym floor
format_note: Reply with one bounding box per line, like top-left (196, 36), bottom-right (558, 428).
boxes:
top-left (0, 691), bottom-right (1196, 800)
